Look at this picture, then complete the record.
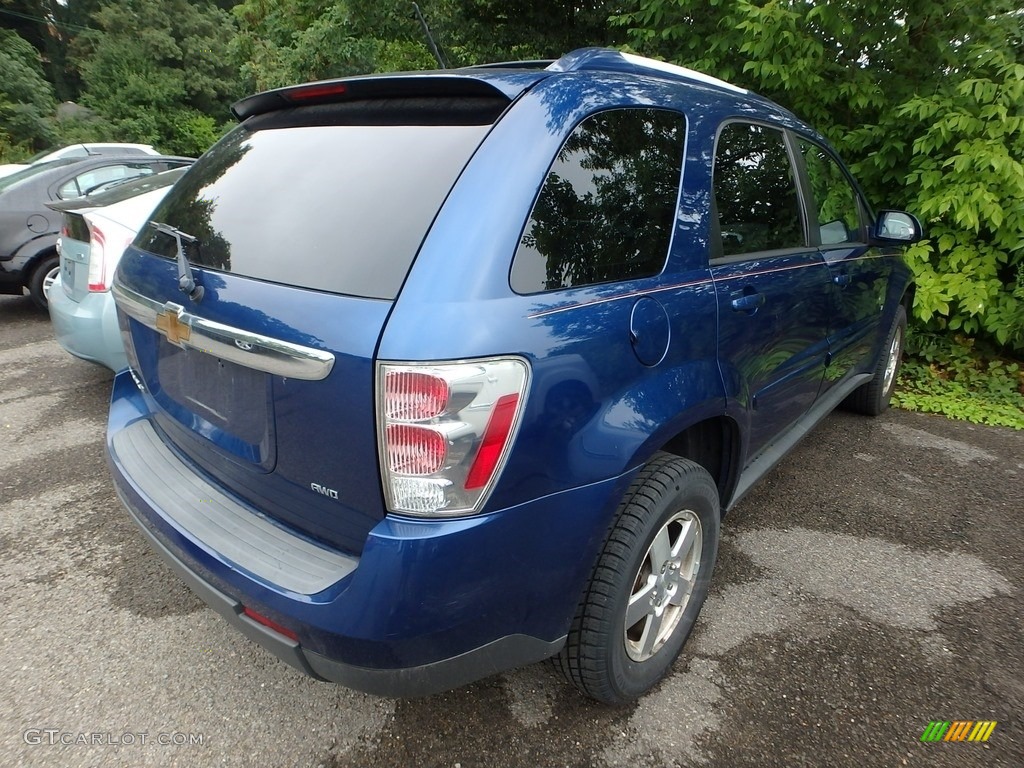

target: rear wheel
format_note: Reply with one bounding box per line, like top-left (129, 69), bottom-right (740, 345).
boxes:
top-left (552, 453), bottom-right (720, 704)
top-left (843, 305), bottom-right (906, 416)
top-left (29, 253), bottom-right (60, 311)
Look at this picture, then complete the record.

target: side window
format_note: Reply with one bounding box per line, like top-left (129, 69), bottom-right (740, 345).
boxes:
top-left (510, 108), bottom-right (684, 294)
top-left (713, 123), bottom-right (804, 257)
top-left (57, 178), bottom-right (82, 198)
top-left (799, 141), bottom-right (864, 245)
top-left (59, 164), bottom-right (155, 199)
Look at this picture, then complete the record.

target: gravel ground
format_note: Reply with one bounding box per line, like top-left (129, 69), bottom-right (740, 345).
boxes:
top-left (1, 292), bottom-right (1021, 768)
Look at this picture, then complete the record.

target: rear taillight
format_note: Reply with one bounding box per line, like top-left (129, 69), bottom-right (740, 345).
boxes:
top-left (116, 309), bottom-right (142, 381)
top-left (86, 224), bottom-right (107, 292)
top-left (378, 358), bottom-right (530, 517)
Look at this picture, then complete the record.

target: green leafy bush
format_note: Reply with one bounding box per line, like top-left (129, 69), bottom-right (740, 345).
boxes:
top-left (615, 0), bottom-right (1024, 355)
top-left (893, 331), bottom-right (1024, 429)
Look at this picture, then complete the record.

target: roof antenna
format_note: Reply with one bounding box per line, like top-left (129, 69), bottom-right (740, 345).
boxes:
top-left (412, 3), bottom-right (447, 69)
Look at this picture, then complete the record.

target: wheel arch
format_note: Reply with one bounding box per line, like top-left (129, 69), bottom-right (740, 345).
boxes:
top-left (657, 415), bottom-right (743, 514)
top-left (14, 235), bottom-right (60, 285)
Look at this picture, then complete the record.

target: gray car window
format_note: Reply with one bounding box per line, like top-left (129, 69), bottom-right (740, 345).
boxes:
top-left (60, 164), bottom-right (156, 199)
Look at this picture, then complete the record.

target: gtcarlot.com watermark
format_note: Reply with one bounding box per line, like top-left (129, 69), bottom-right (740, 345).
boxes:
top-left (24, 728), bottom-right (204, 747)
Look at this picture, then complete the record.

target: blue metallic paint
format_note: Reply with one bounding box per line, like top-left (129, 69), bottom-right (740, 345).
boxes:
top-left (109, 371), bottom-right (637, 668)
top-left (106, 55), bottom-right (915, 690)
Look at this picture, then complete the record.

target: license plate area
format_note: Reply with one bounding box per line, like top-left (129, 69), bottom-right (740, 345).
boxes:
top-left (151, 339), bottom-right (276, 470)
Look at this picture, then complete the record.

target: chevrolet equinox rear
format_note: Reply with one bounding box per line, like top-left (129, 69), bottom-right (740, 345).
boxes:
top-left (107, 49), bottom-right (920, 704)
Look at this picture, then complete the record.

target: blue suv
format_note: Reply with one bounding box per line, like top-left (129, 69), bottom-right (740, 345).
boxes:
top-left (106, 49), bottom-right (922, 704)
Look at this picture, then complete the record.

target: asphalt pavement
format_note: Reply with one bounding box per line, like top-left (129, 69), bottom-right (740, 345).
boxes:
top-left (1, 292), bottom-right (1021, 768)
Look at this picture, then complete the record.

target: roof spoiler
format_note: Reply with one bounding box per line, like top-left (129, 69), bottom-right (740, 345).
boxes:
top-left (231, 75), bottom-right (517, 121)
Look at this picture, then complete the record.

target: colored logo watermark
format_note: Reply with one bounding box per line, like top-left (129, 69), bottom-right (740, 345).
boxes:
top-left (920, 721), bottom-right (997, 742)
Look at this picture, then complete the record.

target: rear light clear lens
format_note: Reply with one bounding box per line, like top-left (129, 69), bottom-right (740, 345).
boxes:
top-left (86, 224), bottom-right (107, 292)
top-left (377, 357), bottom-right (530, 517)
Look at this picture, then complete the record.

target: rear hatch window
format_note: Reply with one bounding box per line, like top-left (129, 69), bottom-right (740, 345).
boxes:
top-left (134, 97), bottom-right (505, 299)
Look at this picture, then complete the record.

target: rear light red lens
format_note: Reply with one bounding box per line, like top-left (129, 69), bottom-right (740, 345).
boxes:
top-left (384, 371), bottom-right (449, 420)
top-left (284, 83), bottom-right (348, 102)
top-left (242, 607), bottom-right (298, 642)
top-left (465, 393), bottom-right (520, 490)
top-left (87, 225), bottom-right (107, 292)
top-left (386, 424), bottom-right (447, 475)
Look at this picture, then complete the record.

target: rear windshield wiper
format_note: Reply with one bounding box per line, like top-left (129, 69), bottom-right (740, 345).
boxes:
top-left (150, 221), bottom-right (204, 302)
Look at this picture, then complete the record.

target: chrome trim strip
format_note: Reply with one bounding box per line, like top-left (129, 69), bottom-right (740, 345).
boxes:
top-left (526, 276), bottom-right (714, 319)
top-left (112, 281), bottom-right (335, 381)
top-left (526, 251), bottom-right (889, 319)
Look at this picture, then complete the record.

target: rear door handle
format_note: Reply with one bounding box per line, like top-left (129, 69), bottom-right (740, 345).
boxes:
top-left (833, 272), bottom-right (851, 287)
top-left (730, 292), bottom-right (766, 313)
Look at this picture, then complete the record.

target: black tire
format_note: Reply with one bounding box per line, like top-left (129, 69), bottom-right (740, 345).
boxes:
top-left (552, 453), bottom-right (720, 704)
top-left (843, 305), bottom-right (907, 416)
top-left (29, 253), bottom-right (60, 311)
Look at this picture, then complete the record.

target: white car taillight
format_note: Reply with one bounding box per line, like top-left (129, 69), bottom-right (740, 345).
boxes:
top-left (377, 357), bottom-right (530, 517)
top-left (86, 223), bottom-right (107, 292)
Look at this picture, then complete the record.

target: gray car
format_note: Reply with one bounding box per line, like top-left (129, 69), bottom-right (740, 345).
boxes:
top-left (0, 153), bottom-right (192, 309)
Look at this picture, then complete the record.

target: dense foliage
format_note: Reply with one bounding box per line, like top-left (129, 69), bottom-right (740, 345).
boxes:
top-left (615, 0), bottom-right (1024, 355)
top-left (894, 333), bottom-right (1024, 429)
top-left (0, 27), bottom-right (56, 155)
top-left (1, 0), bottom-right (1022, 410)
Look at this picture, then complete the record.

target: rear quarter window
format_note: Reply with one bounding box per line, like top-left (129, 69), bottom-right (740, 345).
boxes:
top-left (510, 108), bottom-right (685, 294)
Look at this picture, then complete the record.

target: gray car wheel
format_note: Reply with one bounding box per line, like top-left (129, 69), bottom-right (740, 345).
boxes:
top-left (29, 254), bottom-right (60, 311)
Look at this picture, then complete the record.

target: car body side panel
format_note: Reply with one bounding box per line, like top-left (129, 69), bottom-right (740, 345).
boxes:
top-left (710, 253), bottom-right (833, 460)
top-left (818, 245), bottom-right (891, 393)
top-left (379, 73), bottom-right (726, 510)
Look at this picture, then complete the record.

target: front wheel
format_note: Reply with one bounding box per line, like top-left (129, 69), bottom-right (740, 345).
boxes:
top-left (552, 453), bottom-right (720, 704)
top-left (843, 305), bottom-right (907, 416)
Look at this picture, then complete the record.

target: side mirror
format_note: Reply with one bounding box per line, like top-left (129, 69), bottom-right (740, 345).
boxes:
top-left (873, 210), bottom-right (924, 244)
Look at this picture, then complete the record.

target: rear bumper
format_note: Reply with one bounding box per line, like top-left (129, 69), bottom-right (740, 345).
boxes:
top-left (106, 371), bottom-right (631, 696)
top-left (119, 486), bottom-right (562, 695)
top-left (48, 281), bottom-right (128, 371)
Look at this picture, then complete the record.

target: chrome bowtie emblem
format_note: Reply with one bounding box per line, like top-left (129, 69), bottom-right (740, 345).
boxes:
top-left (154, 303), bottom-right (190, 346)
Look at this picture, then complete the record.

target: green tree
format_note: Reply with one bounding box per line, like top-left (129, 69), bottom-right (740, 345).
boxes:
top-left (71, 0), bottom-right (242, 156)
top-left (450, 0), bottom-right (623, 62)
top-left (0, 28), bottom-right (56, 159)
top-left (230, 0), bottom-right (445, 91)
top-left (0, 0), bottom-right (108, 102)
top-left (616, 0), bottom-right (1024, 352)
top-left (228, 0), bottom-right (623, 92)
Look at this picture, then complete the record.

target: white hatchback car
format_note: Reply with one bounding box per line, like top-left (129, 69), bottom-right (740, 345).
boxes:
top-left (48, 167), bottom-right (188, 370)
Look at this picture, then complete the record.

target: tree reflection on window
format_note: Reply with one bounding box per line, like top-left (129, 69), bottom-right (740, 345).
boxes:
top-left (714, 123), bottom-right (804, 257)
top-left (511, 109), bottom-right (684, 294)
